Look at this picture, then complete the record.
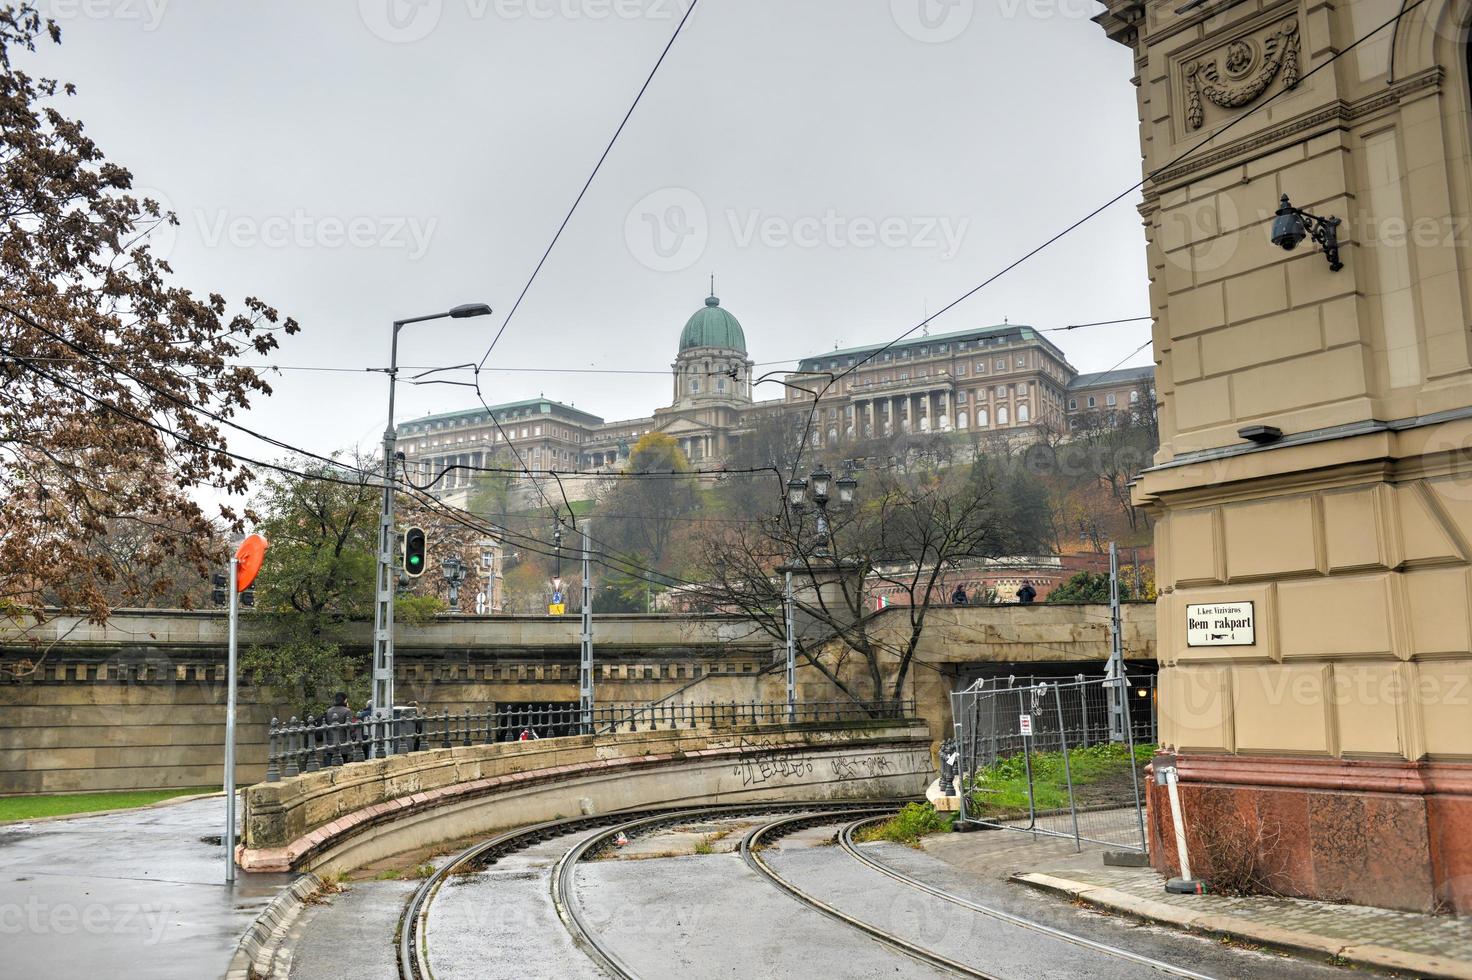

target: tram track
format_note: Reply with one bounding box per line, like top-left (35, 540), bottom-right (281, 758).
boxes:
top-left (396, 799), bottom-right (908, 980)
top-left (740, 810), bottom-right (995, 979)
top-left (837, 815), bottom-right (1217, 980)
top-left (740, 811), bottom-right (1224, 980)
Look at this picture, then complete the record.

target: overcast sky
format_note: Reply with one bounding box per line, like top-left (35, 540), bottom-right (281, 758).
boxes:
top-left (32, 0), bottom-right (1147, 478)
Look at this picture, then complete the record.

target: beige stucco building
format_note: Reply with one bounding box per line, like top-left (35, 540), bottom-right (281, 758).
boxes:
top-left (1097, 0), bottom-right (1472, 913)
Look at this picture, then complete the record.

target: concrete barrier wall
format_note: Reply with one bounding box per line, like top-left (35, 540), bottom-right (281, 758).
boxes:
top-left (239, 719), bottom-right (931, 875)
top-left (1, 604), bottom-right (1149, 794)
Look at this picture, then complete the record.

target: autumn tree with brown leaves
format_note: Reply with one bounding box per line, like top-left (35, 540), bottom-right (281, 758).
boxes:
top-left (0, 4), bottom-right (298, 629)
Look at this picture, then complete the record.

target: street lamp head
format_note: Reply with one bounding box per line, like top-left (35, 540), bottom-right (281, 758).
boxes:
top-left (787, 477), bottom-right (808, 509)
top-left (836, 472), bottom-right (858, 508)
top-left (810, 464), bottom-right (832, 505)
top-left (449, 303), bottom-right (493, 319)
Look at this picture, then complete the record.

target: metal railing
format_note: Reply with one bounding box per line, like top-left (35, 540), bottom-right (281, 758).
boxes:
top-left (949, 673), bottom-right (1155, 852)
top-left (264, 699), bottom-right (914, 782)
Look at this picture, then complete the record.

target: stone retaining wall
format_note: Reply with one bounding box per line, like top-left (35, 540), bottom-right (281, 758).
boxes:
top-left (238, 719), bottom-right (931, 875)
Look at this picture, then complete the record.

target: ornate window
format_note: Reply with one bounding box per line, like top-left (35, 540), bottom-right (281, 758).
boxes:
top-left (998, 406), bottom-right (1009, 425)
top-left (957, 411), bottom-right (969, 429)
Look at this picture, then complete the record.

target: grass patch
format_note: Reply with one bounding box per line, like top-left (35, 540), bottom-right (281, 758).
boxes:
top-left (965, 742), bottom-right (1153, 815)
top-left (855, 803), bottom-right (954, 847)
top-left (0, 787), bottom-right (214, 823)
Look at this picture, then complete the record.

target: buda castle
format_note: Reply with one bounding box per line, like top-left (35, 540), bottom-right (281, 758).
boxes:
top-left (397, 292), bottom-right (1154, 501)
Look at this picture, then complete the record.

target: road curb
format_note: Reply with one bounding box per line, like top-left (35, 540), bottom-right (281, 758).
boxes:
top-left (1012, 872), bottom-right (1472, 980)
top-left (224, 873), bottom-right (322, 980)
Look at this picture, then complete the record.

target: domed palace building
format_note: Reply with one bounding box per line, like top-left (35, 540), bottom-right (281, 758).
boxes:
top-left (396, 290), bottom-right (1153, 504)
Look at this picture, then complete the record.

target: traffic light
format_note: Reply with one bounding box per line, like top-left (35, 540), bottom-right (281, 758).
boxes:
top-left (240, 588), bottom-right (255, 608)
top-left (403, 527), bottom-right (427, 578)
top-left (211, 573), bottom-right (228, 607)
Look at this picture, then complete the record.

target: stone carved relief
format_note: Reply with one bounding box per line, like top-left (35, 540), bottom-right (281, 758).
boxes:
top-left (1185, 19), bottom-right (1300, 130)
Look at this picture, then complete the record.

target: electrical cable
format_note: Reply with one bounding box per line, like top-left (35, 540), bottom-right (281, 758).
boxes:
top-left (782, 0), bottom-right (1425, 478)
top-left (475, 0), bottom-right (703, 373)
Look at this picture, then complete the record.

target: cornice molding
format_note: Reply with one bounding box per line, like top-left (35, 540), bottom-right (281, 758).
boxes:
top-left (1142, 67), bottom-right (1445, 198)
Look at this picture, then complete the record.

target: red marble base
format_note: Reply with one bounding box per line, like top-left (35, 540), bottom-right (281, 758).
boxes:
top-left (1146, 754), bottom-right (1472, 914)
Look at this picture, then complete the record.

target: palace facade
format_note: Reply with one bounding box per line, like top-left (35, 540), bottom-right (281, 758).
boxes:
top-left (397, 292), bottom-right (1154, 499)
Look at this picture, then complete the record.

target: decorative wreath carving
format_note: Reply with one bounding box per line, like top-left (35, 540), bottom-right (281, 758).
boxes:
top-left (1185, 19), bottom-right (1300, 130)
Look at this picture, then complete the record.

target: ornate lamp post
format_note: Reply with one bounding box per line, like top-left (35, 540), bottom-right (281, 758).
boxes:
top-left (442, 555), bottom-right (467, 611)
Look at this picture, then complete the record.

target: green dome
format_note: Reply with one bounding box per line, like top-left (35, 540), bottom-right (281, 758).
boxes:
top-left (679, 295), bottom-right (746, 353)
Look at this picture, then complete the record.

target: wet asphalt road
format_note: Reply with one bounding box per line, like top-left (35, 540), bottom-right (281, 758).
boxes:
top-left (0, 795), bottom-right (293, 980)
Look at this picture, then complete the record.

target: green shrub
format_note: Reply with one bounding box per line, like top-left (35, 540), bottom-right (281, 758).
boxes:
top-left (855, 803), bottom-right (954, 847)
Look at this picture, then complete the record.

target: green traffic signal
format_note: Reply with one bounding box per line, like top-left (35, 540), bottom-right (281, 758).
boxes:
top-left (403, 527), bottom-right (427, 578)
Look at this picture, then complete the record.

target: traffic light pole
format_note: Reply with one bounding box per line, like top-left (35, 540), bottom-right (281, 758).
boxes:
top-left (370, 304), bottom-right (493, 753)
top-left (579, 523), bottom-right (594, 734)
top-left (224, 553), bottom-right (238, 883)
top-left (370, 322), bottom-right (403, 754)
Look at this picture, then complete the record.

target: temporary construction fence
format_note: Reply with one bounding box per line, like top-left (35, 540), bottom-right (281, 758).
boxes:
top-left (948, 673), bottom-right (1156, 852)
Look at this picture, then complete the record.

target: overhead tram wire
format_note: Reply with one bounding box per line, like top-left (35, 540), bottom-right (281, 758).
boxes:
top-left (3, 304), bottom-right (375, 487)
top-left (473, 0), bottom-right (703, 374)
top-left (783, 0), bottom-right (1426, 478)
top-left (2, 312), bottom-right (1158, 377)
top-left (4, 307), bottom-right (767, 589)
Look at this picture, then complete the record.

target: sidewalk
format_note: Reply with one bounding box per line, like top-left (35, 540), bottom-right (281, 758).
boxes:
top-left (0, 794), bottom-right (294, 980)
top-left (1015, 863), bottom-right (1472, 979)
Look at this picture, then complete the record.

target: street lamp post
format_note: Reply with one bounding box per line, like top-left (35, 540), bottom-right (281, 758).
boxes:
top-left (442, 555), bottom-right (468, 611)
top-left (784, 462), bottom-right (858, 718)
top-left (371, 303), bottom-right (491, 752)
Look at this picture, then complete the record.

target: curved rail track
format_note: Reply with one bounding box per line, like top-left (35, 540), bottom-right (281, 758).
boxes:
top-left (396, 799), bottom-right (903, 980)
top-left (836, 815), bottom-right (1215, 980)
top-left (741, 811), bottom-right (994, 978)
top-left (740, 811), bottom-right (1221, 980)
top-left (399, 802), bottom-right (1226, 980)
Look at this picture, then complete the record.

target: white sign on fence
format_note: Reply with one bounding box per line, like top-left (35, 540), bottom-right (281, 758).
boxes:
top-left (1019, 714), bottom-right (1033, 736)
top-left (1186, 601), bottom-right (1256, 646)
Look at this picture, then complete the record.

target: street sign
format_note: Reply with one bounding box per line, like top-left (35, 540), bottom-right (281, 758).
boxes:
top-left (1186, 601), bottom-right (1255, 647)
top-left (552, 590), bottom-right (564, 605)
top-left (548, 603), bottom-right (566, 616)
top-left (234, 534), bottom-right (268, 591)
top-left (475, 592), bottom-right (487, 614)
top-left (1019, 714), bottom-right (1033, 736)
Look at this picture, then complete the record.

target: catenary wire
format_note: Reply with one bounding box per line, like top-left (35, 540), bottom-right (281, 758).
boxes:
top-left (474, 0), bottom-right (703, 373)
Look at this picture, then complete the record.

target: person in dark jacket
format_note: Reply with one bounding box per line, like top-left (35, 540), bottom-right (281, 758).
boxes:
top-left (951, 585), bottom-right (968, 605)
top-left (323, 692), bottom-right (353, 764)
top-left (1017, 581), bottom-right (1038, 605)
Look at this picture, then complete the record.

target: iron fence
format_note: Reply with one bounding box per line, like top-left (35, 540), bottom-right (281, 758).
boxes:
top-left (948, 673), bottom-right (1155, 852)
top-left (264, 698), bottom-right (914, 782)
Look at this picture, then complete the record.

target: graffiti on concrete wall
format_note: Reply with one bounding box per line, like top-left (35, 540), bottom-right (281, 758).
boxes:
top-left (829, 756), bottom-right (896, 780)
top-left (732, 737), bottom-right (815, 786)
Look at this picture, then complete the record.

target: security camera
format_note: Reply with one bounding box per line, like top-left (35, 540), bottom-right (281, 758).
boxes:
top-left (1271, 195), bottom-right (1307, 251)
